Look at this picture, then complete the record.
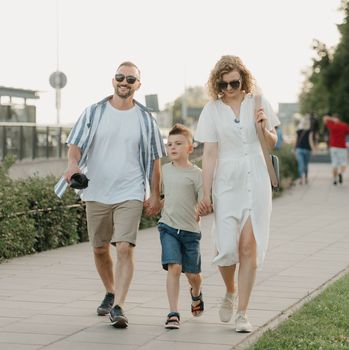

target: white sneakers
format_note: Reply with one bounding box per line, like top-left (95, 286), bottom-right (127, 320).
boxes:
top-left (219, 293), bottom-right (235, 322)
top-left (235, 311), bottom-right (252, 333)
top-left (219, 293), bottom-right (252, 333)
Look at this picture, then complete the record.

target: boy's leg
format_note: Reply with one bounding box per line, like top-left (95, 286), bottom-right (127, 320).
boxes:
top-left (167, 264), bottom-right (182, 312)
top-left (181, 231), bottom-right (204, 316)
top-left (158, 223), bottom-right (183, 322)
top-left (186, 272), bottom-right (202, 297)
top-left (186, 272), bottom-right (203, 315)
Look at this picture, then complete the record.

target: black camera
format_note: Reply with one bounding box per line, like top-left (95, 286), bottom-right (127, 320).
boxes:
top-left (70, 173), bottom-right (89, 190)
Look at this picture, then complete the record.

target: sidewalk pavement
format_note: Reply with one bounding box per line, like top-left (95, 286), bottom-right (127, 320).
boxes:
top-left (0, 163), bottom-right (348, 350)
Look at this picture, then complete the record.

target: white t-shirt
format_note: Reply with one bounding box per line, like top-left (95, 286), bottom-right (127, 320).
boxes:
top-left (81, 102), bottom-right (144, 204)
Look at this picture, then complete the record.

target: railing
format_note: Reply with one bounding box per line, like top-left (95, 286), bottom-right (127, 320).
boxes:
top-left (0, 122), bottom-right (72, 161)
top-left (0, 122), bottom-right (204, 162)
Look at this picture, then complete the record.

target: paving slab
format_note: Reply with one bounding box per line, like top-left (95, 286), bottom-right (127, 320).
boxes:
top-left (0, 164), bottom-right (348, 349)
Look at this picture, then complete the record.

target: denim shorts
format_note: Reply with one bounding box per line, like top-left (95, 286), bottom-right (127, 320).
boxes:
top-left (158, 222), bottom-right (202, 273)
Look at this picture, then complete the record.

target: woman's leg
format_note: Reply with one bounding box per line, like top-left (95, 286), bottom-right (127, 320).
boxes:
top-left (237, 216), bottom-right (257, 313)
top-left (303, 149), bottom-right (311, 183)
top-left (218, 265), bottom-right (237, 293)
top-left (218, 265), bottom-right (237, 322)
top-left (295, 148), bottom-right (304, 183)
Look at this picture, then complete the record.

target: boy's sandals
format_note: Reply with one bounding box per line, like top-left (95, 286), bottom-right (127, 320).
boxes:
top-left (190, 288), bottom-right (204, 317)
top-left (165, 312), bottom-right (180, 329)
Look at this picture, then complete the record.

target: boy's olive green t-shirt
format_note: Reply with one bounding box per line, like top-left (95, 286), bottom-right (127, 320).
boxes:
top-left (159, 162), bottom-right (203, 233)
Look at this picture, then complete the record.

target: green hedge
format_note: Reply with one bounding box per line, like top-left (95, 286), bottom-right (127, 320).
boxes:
top-left (0, 156), bottom-right (87, 262)
top-left (274, 144), bottom-right (298, 190)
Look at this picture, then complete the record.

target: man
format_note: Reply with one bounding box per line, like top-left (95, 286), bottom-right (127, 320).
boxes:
top-left (323, 113), bottom-right (349, 185)
top-left (54, 61), bottom-right (166, 328)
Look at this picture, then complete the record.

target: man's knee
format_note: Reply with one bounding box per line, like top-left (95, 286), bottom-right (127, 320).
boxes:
top-left (116, 242), bottom-right (134, 260)
top-left (94, 244), bottom-right (109, 256)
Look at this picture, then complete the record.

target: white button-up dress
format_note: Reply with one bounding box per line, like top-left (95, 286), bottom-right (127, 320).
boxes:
top-left (195, 94), bottom-right (280, 267)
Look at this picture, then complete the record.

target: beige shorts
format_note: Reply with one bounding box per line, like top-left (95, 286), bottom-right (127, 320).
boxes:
top-left (85, 200), bottom-right (144, 247)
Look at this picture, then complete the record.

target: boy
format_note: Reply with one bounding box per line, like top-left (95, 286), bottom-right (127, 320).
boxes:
top-left (158, 123), bottom-right (204, 329)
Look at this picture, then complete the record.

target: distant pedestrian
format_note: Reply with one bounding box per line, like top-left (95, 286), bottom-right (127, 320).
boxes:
top-left (309, 112), bottom-right (320, 144)
top-left (195, 55), bottom-right (280, 333)
top-left (158, 124), bottom-right (204, 329)
top-left (295, 115), bottom-right (316, 185)
top-left (323, 113), bottom-right (349, 185)
top-left (55, 61), bottom-right (166, 328)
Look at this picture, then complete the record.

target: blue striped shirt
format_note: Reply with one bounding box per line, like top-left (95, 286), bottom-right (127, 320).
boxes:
top-left (54, 96), bottom-right (166, 198)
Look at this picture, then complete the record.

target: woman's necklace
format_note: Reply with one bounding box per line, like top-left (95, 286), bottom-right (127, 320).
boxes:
top-left (223, 93), bottom-right (244, 124)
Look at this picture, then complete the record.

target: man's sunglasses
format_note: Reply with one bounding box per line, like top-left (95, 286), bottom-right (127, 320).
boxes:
top-left (114, 74), bottom-right (139, 84)
top-left (218, 80), bottom-right (241, 91)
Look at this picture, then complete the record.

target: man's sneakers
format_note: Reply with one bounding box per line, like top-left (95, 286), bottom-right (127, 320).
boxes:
top-left (97, 293), bottom-right (114, 316)
top-left (235, 311), bottom-right (252, 333)
top-left (109, 304), bottom-right (128, 328)
top-left (219, 293), bottom-right (236, 322)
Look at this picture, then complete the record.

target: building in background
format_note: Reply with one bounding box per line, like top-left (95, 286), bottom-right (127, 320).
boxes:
top-left (0, 86), bottom-right (39, 123)
top-left (278, 102), bottom-right (300, 143)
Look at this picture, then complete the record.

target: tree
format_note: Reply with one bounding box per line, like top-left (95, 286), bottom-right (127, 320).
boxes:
top-left (164, 86), bottom-right (209, 126)
top-left (299, 0), bottom-right (349, 123)
top-left (299, 40), bottom-right (331, 116)
top-left (326, 1), bottom-right (349, 121)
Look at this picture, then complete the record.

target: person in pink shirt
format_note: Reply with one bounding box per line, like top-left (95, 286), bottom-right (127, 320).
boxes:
top-left (323, 113), bottom-right (349, 185)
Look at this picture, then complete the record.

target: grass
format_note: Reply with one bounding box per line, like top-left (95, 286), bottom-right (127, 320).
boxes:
top-left (248, 271), bottom-right (349, 350)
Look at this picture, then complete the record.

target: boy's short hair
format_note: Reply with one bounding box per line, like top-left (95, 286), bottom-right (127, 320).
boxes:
top-left (168, 124), bottom-right (193, 144)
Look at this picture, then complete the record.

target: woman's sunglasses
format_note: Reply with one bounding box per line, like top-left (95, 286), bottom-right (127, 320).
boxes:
top-left (218, 80), bottom-right (241, 91)
top-left (114, 74), bottom-right (139, 84)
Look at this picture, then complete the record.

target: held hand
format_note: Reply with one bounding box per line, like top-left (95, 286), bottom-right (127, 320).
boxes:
top-left (196, 196), bottom-right (213, 217)
top-left (144, 195), bottom-right (161, 216)
top-left (255, 107), bottom-right (267, 129)
top-left (195, 212), bottom-right (201, 223)
top-left (64, 164), bottom-right (81, 183)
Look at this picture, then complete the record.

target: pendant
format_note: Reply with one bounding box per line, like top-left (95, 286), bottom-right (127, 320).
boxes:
top-left (234, 117), bottom-right (240, 123)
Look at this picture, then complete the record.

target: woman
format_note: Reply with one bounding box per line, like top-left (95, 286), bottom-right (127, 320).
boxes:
top-left (295, 116), bottom-right (316, 185)
top-left (195, 55), bottom-right (280, 332)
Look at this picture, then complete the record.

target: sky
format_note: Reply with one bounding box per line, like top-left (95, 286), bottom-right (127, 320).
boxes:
top-left (0, 0), bottom-right (343, 125)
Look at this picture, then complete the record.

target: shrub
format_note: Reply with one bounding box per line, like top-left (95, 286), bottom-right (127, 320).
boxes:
top-left (0, 156), bottom-right (86, 261)
top-left (274, 144), bottom-right (298, 190)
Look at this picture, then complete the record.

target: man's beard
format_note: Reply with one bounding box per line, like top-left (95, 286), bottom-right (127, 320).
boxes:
top-left (115, 85), bottom-right (133, 99)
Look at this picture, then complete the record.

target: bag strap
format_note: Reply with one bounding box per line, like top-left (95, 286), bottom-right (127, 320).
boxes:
top-left (255, 95), bottom-right (279, 188)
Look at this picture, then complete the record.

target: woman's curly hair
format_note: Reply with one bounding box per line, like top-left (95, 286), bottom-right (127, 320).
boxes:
top-left (207, 55), bottom-right (255, 100)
